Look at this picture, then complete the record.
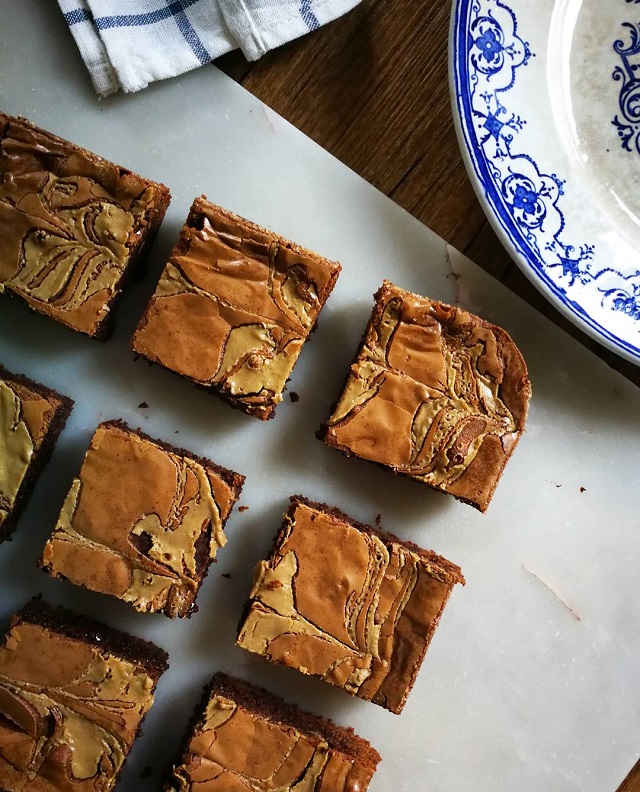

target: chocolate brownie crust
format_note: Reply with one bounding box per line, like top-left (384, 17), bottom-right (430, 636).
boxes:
top-left (10, 597), bottom-right (169, 678)
top-left (289, 495), bottom-right (465, 585)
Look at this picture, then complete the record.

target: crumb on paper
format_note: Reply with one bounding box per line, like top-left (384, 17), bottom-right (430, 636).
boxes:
top-left (580, 486), bottom-right (586, 493)
top-left (221, 573), bottom-right (232, 580)
top-left (289, 391), bottom-right (300, 403)
top-left (138, 401), bottom-right (149, 409)
top-left (375, 513), bottom-right (382, 526)
top-left (522, 565), bottom-right (582, 622)
top-left (239, 505), bottom-right (249, 512)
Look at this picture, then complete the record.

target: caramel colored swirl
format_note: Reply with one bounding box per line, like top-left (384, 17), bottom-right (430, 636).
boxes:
top-left (0, 112), bottom-right (165, 336)
top-left (0, 621), bottom-right (155, 791)
top-left (132, 197), bottom-right (341, 419)
top-left (0, 377), bottom-right (55, 530)
top-left (41, 422), bottom-right (237, 617)
top-left (237, 500), bottom-right (464, 714)
top-left (168, 693), bottom-right (372, 792)
top-left (322, 281), bottom-right (531, 512)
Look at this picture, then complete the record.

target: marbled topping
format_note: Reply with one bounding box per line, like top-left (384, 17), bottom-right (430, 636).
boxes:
top-left (132, 197), bottom-right (341, 419)
top-left (168, 691), bottom-right (374, 792)
top-left (0, 112), bottom-right (167, 336)
top-left (321, 281), bottom-right (531, 511)
top-left (0, 620), bottom-right (155, 791)
top-left (41, 422), bottom-right (238, 618)
top-left (237, 499), bottom-right (464, 714)
top-left (0, 378), bottom-right (55, 530)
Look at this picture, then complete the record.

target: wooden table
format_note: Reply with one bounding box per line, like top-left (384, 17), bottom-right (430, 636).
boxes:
top-left (217, 0), bottom-right (640, 788)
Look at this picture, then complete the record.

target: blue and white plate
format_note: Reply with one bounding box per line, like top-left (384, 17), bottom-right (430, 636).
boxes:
top-left (450, 0), bottom-right (640, 365)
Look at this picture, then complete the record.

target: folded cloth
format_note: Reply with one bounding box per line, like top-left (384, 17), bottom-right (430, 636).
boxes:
top-left (58, 0), bottom-right (362, 97)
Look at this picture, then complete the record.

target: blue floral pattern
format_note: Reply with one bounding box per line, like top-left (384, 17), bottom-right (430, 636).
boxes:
top-left (612, 22), bottom-right (640, 155)
top-left (453, 0), bottom-right (640, 360)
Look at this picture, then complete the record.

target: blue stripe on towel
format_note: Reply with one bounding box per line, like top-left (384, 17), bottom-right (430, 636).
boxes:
top-left (75, 0), bottom-right (210, 64)
top-left (300, 0), bottom-right (320, 30)
top-left (64, 8), bottom-right (91, 26)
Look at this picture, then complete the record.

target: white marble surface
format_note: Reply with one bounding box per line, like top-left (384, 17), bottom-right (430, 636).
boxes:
top-left (1, 3), bottom-right (640, 790)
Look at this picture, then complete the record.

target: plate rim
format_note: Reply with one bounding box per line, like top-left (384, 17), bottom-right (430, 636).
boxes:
top-left (448, 0), bottom-right (640, 366)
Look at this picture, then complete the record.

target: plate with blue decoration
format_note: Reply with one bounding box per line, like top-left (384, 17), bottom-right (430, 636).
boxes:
top-left (450, 0), bottom-right (640, 364)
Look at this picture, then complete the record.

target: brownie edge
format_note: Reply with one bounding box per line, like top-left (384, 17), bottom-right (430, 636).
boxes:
top-left (13, 597), bottom-right (169, 678)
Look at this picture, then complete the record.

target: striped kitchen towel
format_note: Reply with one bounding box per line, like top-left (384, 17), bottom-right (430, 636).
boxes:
top-left (58, 0), bottom-right (362, 97)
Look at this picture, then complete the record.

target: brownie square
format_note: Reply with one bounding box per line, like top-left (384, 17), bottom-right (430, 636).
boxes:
top-left (131, 196), bottom-right (341, 420)
top-left (165, 672), bottom-right (381, 792)
top-left (0, 112), bottom-right (171, 339)
top-left (0, 365), bottom-right (73, 543)
top-left (40, 420), bottom-right (244, 618)
top-left (318, 281), bottom-right (531, 512)
top-left (0, 598), bottom-right (168, 791)
top-left (236, 496), bottom-right (464, 715)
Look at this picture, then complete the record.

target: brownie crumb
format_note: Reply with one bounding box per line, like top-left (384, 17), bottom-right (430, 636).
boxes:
top-left (239, 505), bottom-right (250, 512)
top-left (221, 573), bottom-right (233, 580)
top-left (138, 401), bottom-right (149, 409)
top-left (580, 486), bottom-right (586, 493)
top-left (139, 766), bottom-right (153, 779)
top-left (289, 392), bottom-right (300, 403)
top-left (375, 514), bottom-right (382, 526)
